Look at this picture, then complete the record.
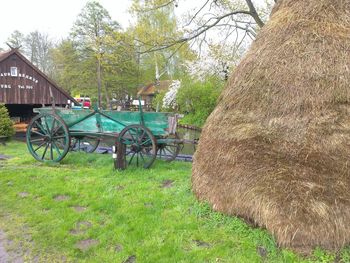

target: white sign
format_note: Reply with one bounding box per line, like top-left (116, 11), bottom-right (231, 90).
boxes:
top-left (132, 99), bottom-right (145, 106)
top-left (0, 70), bottom-right (39, 83)
top-left (18, 85), bottom-right (33, 90)
top-left (0, 84), bottom-right (11, 89)
top-left (0, 84), bottom-right (34, 90)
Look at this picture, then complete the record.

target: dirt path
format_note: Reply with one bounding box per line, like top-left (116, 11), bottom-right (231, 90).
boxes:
top-left (0, 230), bottom-right (10, 262)
top-left (0, 230), bottom-right (23, 263)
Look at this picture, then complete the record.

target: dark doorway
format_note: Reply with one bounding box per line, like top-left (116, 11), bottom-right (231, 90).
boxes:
top-left (5, 104), bottom-right (42, 122)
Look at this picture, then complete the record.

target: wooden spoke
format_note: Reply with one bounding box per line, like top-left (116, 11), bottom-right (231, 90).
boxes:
top-left (30, 138), bottom-right (45, 143)
top-left (52, 141), bottom-right (61, 156)
top-left (34, 121), bottom-right (47, 135)
top-left (139, 151), bottom-right (146, 164)
top-left (128, 152), bottom-right (136, 165)
top-left (71, 136), bottom-right (100, 153)
top-left (50, 143), bottom-right (53, 160)
top-left (156, 133), bottom-right (181, 162)
top-left (51, 118), bottom-right (57, 134)
top-left (34, 141), bottom-right (47, 152)
top-left (52, 135), bottom-right (66, 140)
top-left (127, 129), bottom-right (136, 143)
top-left (44, 116), bottom-right (51, 135)
top-left (31, 130), bottom-right (45, 137)
top-left (42, 143), bottom-right (49, 159)
top-left (51, 124), bottom-right (63, 136)
top-left (140, 139), bottom-right (151, 146)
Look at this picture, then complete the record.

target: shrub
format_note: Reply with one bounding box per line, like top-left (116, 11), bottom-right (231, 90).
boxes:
top-left (0, 104), bottom-right (15, 137)
top-left (152, 77), bottom-right (224, 126)
top-left (176, 77), bottom-right (224, 127)
top-left (152, 89), bottom-right (168, 112)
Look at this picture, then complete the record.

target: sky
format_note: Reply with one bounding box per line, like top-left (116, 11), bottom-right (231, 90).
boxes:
top-left (0, 0), bottom-right (268, 50)
top-left (0, 0), bottom-right (203, 49)
top-left (0, 0), bottom-right (133, 48)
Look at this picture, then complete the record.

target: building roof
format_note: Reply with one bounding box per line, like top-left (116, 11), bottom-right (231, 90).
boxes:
top-left (0, 50), bottom-right (11, 61)
top-left (0, 48), bottom-right (77, 104)
top-left (137, 80), bottom-right (173, 96)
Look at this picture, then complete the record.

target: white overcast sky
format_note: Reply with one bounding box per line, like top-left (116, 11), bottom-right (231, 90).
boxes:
top-left (0, 0), bottom-right (267, 49)
top-left (0, 0), bottom-right (134, 48)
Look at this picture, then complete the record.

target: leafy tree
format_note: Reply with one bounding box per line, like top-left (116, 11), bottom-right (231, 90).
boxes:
top-left (0, 104), bottom-right (15, 137)
top-left (130, 0), bottom-right (195, 84)
top-left (50, 40), bottom-right (92, 96)
top-left (152, 76), bottom-right (224, 126)
top-left (50, 2), bottom-right (141, 108)
top-left (71, 0), bottom-right (121, 108)
top-left (101, 32), bottom-right (140, 104)
top-left (152, 89), bottom-right (168, 111)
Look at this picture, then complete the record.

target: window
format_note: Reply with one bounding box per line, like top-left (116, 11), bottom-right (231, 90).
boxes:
top-left (10, 67), bottom-right (18, 77)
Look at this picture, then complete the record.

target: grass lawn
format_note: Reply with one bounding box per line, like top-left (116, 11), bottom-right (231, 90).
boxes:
top-left (0, 141), bottom-right (349, 262)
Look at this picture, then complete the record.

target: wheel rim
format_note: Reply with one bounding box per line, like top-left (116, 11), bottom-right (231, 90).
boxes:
top-left (118, 124), bottom-right (157, 169)
top-left (26, 113), bottom-right (70, 162)
top-left (157, 133), bottom-right (181, 162)
top-left (71, 136), bottom-right (100, 153)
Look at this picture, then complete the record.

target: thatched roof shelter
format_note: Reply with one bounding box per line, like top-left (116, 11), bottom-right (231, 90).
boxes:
top-left (192, 0), bottom-right (350, 253)
top-left (137, 80), bottom-right (172, 96)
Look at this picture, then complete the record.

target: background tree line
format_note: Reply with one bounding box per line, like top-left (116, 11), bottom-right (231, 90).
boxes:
top-left (3, 0), bottom-right (274, 126)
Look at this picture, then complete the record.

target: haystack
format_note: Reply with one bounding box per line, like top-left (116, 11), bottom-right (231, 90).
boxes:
top-left (192, 0), bottom-right (350, 253)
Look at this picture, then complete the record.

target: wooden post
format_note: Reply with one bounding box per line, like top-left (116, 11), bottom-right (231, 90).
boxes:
top-left (114, 141), bottom-right (126, 170)
top-left (49, 86), bottom-right (56, 114)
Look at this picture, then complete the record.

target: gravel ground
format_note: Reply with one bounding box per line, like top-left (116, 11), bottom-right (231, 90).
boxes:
top-left (0, 230), bottom-right (10, 262)
top-left (0, 230), bottom-right (23, 263)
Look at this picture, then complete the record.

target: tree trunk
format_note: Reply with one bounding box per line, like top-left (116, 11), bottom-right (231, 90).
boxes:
top-left (104, 84), bottom-right (111, 110)
top-left (97, 56), bottom-right (102, 109)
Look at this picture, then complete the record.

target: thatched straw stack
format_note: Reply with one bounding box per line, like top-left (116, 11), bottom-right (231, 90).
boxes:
top-left (192, 0), bottom-right (350, 253)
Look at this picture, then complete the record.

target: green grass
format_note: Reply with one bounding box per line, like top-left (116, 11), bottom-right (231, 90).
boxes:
top-left (0, 141), bottom-right (349, 262)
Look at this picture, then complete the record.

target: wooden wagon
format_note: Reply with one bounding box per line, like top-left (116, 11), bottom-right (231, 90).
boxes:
top-left (26, 102), bottom-right (182, 169)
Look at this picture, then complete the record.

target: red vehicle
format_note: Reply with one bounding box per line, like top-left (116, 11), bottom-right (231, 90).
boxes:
top-left (74, 97), bottom-right (91, 108)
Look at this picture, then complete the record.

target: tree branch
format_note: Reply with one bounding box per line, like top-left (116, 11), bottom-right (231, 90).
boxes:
top-left (184, 0), bottom-right (211, 27)
top-left (140, 0), bottom-right (176, 12)
top-left (245, 0), bottom-right (265, 27)
top-left (138, 9), bottom-right (252, 54)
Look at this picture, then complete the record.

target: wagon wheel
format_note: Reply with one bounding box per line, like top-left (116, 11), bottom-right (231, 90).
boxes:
top-left (157, 133), bottom-right (182, 162)
top-left (71, 136), bottom-right (100, 153)
top-left (118, 124), bottom-right (157, 169)
top-left (26, 113), bottom-right (70, 162)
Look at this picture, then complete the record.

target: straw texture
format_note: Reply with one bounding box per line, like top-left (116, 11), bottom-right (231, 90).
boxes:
top-left (192, 0), bottom-right (350, 253)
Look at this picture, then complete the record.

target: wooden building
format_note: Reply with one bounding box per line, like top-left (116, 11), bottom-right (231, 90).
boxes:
top-left (0, 48), bottom-right (76, 121)
top-left (137, 80), bottom-right (172, 109)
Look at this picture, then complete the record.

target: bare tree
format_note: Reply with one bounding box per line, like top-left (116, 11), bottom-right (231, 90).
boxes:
top-left (131, 0), bottom-right (275, 80)
top-left (25, 31), bottom-right (53, 73)
top-left (134, 0), bottom-right (275, 54)
top-left (6, 30), bottom-right (25, 49)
